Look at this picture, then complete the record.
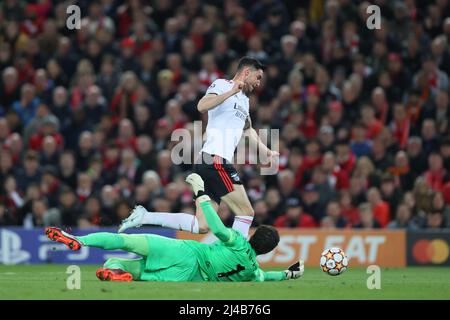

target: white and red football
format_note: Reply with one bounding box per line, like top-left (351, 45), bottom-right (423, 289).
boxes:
top-left (320, 247), bottom-right (349, 276)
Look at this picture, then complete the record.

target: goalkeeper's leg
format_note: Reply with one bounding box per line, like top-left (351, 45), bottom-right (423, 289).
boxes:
top-left (97, 257), bottom-right (144, 282)
top-left (45, 227), bottom-right (149, 256)
top-left (45, 227), bottom-right (149, 282)
top-left (78, 232), bottom-right (149, 256)
top-left (82, 234), bottom-right (148, 282)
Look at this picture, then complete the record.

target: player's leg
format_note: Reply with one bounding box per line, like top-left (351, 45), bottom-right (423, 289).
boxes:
top-left (192, 154), bottom-right (238, 233)
top-left (221, 184), bottom-right (255, 238)
top-left (45, 227), bottom-right (149, 256)
top-left (118, 154), bottom-right (223, 234)
top-left (78, 233), bottom-right (149, 255)
top-left (118, 205), bottom-right (201, 234)
top-left (97, 258), bottom-right (144, 282)
top-left (211, 155), bottom-right (254, 237)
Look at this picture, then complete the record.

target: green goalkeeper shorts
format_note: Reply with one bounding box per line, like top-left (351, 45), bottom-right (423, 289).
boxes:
top-left (140, 234), bottom-right (205, 282)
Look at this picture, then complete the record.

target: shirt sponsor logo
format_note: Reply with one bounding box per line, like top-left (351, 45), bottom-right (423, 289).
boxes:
top-left (233, 103), bottom-right (248, 121)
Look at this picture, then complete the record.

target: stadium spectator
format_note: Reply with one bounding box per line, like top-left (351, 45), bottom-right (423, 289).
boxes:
top-left (56, 185), bottom-right (82, 227)
top-left (0, 67), bottom-right (21, 111)
top-left (413, 177), bottom-right (434, 215)
top-left (253, 199), bottom-right (272, 226)
top-left (354, 203), bottom-right (381, 229)
top-left (0, 118), bottom-right (11, 144)
top-left (421, 118), bottom-right (440, 154)
top-left (278, 169), bottom-right (300, 201)
top-left (371, 137), bottom-right (393, 172)
top-left (407, 136), bottom-right (428, 175)
top-left (40, 135), bottom-right (59, 167)
top-left (424, 209), bottom-right (446, 229)
top-left (338, 190), bottom-right (360, 226)
top-left (2, 175), bottom-right (23, 220)
top-left (367, 187), bottom-right (391, 228)
top-left (274, 198), bottom-right (317, 228)
top-left (379, 173), bottom-right (404, 220)
top-left (79, 195), bottom-right (104, 227)
top-left (12, 84), bottom-right (40, 127)
top-left (301, 183), bottom-right (323, 223)
top-left (431, 191), bottom-right (450, 228)
top-left (58, 150), bottom-right (77, 190)
top-left (387, 151), bottom-right (415, 192)
top-left (49, 86), bottom-right (70, 130)
top-left (361, 105), bottom-right (383, 140)
top-left (76, 172), bottom-right (94, 202)
top-left (15, 150), bottom-right (42, 193)
top-left (387, 203), bottom-right (419, 230)
top-left (0, 202), bottom-right (14, 225)
top-left (321, 151), bottom-right (350, 191)
top-left (390, 103), bottom-right (411, 149)
top-left (265, 188), bottom-right (283, 220)
top-left (322, 200), bottom-right (349, 228)
top-left (23, 198), bottom-right (58, 228)
top-left (424, 152), bottom-right (449, 192)
top-left (350, 122), bottom-right (372, 157)
top-left (77, 131), bottom-right (95, 171)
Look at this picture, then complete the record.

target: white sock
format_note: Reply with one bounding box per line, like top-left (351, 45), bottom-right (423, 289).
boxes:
top-left (232, 216), bottom-right (254, 238)
top-left (141, 211), bottom-right (199, 234)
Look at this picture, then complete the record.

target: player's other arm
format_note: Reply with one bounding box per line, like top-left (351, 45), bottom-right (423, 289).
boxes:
top-left (256, 260), bottom-right (304, 281)
top-left (243, 117), bottom-right (279, 158)
top-left (197, 81), bottom-right (244, 113)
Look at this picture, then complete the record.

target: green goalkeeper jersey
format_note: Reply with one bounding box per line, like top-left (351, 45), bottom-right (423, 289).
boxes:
top-left (184, 229), bottom-right (265, 282)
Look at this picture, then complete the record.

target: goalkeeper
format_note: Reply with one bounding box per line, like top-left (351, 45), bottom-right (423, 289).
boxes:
top-left (45, 173), bottom-right (304, 282)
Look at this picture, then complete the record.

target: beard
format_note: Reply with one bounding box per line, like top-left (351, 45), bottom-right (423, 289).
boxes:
top-left (242, 83), bottom-right (253, 96)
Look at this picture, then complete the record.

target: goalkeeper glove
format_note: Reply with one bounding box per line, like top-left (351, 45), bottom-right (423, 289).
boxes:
top-left (185, 173), bottom-right (210, 202)
top-left (284, 259), bottom-right (304, 280)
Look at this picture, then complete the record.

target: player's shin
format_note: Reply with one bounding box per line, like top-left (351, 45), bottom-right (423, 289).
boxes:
top-left (78, 232), bottom-right (126, 250)
top-left (141, 211), bottom-right (200, 233)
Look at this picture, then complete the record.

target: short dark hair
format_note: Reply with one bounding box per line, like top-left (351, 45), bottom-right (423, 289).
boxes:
top-left (236, 56), bottom-right (265, 72)
top-left (249, 225), bottom-right (280, 255)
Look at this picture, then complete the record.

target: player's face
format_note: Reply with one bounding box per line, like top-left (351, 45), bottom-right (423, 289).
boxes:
top-left (243, 68), bottom-right (263, 93)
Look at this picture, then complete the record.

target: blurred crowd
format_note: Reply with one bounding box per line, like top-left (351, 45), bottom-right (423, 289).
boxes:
top-left (0, 0), bottom-right (450, 230)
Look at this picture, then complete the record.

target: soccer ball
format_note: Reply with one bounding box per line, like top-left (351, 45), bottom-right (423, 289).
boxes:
top-left (320, 247), bottom-right (349, 276)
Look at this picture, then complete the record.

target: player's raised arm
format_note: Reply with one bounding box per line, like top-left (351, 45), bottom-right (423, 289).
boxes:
top-left (198, 198), bottom-right (232, 242)
top-left (197, 80), bottom-right (244, 113)
top-left (185, 173), bottom-right (232, 242)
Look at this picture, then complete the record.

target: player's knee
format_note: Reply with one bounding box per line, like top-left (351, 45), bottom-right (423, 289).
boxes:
top-left (240, 202), bottom-right (254, 216)
top-left (104, 258), bottom-right (119, 268)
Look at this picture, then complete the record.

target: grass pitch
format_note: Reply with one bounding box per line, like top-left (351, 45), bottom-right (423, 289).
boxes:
top-left (0, 264), bottom-right (449, 300)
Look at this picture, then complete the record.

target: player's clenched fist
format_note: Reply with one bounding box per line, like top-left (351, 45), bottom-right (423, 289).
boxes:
top-left (232, 80), bottom-right (244, 93)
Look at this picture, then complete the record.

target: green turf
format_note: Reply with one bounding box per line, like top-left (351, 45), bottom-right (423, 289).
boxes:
top-left (0, 264), bottom-right (449, 300)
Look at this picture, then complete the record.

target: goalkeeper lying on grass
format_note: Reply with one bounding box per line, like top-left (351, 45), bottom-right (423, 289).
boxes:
top-left (45, 173), bottom-right (304, 282)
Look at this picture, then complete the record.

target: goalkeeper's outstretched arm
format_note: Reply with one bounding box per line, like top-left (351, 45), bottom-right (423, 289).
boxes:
top-left (257, 260), bottom-right (305, 281)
